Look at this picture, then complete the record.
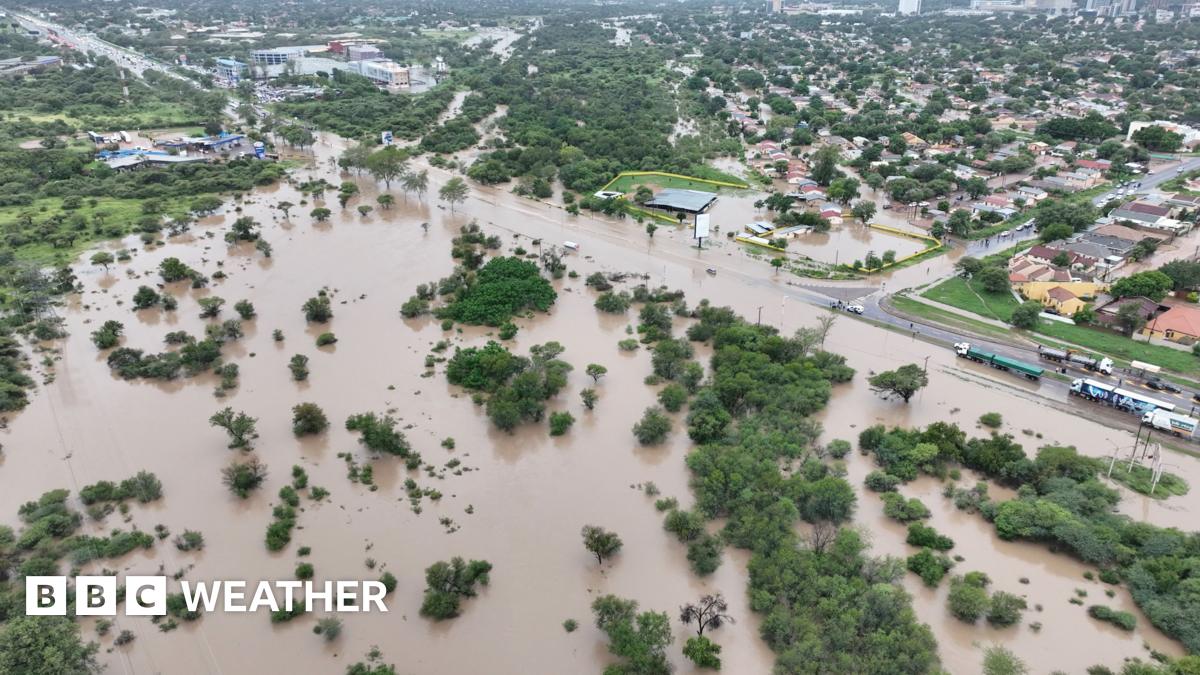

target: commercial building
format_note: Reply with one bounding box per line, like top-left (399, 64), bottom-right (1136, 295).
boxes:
top-left (250, 45), bottom-right (323, 66)
top-left (346, 44), bottom-right (384, 61)
top-left (153, 132), bottom-right (248, 153)
top-left (1126, 120), bottom-right (1200, 148)
top-left (898, 0), bottom-right (922, 14)
top-left (215, 58), bottom-right (246, 83)
top-left (350, 59), bottom-right (410, 88)
top-left (642, 189), bottom-right (718, 216)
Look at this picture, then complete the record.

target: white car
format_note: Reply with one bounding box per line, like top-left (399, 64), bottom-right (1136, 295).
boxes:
top-left (846, 304), bottom-right (865, 315)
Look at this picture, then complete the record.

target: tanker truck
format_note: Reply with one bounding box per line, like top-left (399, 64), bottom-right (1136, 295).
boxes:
top-left (1037, 346), bottom-right (1113, 375)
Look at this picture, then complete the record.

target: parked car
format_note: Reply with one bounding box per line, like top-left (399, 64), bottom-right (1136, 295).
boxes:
top-left (1147, 378), bottom-right (1183, 394)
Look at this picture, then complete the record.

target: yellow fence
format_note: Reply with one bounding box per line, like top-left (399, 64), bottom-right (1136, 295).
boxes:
top-left (736, 222), bottom-right (944, 273)
top-left (598, 171), bottom-right (750, 225)
top-left (599, 170), bottom-right (750, 193)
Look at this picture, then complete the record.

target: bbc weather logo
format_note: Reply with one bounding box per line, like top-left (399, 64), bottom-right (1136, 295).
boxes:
top-left (27, 576), bottom-right (388, 616)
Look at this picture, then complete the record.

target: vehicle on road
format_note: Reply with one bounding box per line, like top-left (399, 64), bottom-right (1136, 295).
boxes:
top-left (1037, 346), bottom-right (1114, 375)
top-left (846, 304), bottom-right (864, 314)
top-left (705, 267), bottom-right (716, 276)
top-left (563, 241), bottom-right (579, 251)
top-left (1142, 409), bottom-right (1198, 438)
top-left (1147, 377), bottom-right (1182, 394)
top-left (1070, 378), bottom-right (1175, 415)
top-left (954, 342), bottom-right (1043, 380)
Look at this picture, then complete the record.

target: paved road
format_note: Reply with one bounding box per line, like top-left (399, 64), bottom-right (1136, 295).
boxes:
top-left (856, 290), bottom-right (1200, 411)
top-left (1090, 155), bottom-right (1200, 206)
top-left (13, 13), bottom-right (198, 87)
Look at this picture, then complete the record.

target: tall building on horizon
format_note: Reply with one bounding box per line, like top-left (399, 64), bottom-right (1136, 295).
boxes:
top-left (898, 0), bottom-right (922, 13)
top-left (771, 0), bottom-right (783, 12)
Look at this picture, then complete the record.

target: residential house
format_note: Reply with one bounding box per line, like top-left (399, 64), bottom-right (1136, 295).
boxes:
top-left (1075, 232), bottom-right (1138, 257)
top-left (1024, 245), bottom-right (1099, 271)
top-left (900, 132), bottom-right (929, 150)
top-left (1016, 186), bottom-right (1048, 203)
top-left (1143, 304), bottom-right (1200, 343)
top-left (1042, 286), bottom-right (1087, 316)
top-left (1008, 256), bottom-right (1073, 285)
top-left (1022, 278), bottom-right (1105, 302)
top-left (1094, 296), bottom-right (1164, 331)
top-left (1052, 141), bottom-right (1078, 156)
top-left (818, 203), bottom-right (843, 220)
top-left (1109, 205), bottom-right (1193, 236)
top-left (1093, 224), bottom-right (1168, 243)
top-left (1063, 240), bottom-right (1124, 272)
top-left (971, 203), bottom-right (1017, 219)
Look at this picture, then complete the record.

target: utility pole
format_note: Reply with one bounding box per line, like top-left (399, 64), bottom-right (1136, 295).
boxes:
top-left (757, 305), bottom-right (763, 326)
top-left (923, 355), bottom-right (930, 374)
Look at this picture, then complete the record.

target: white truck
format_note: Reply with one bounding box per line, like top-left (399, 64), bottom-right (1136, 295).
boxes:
top-left (1142, 409), bottom-right (1199, 438)
top-left (1037, 346), bottom-right (1114, 375)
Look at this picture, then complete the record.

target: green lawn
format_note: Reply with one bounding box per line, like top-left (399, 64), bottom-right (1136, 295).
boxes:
top-left (605, 168), bottom-right (748, 194)
top-left (921, 277), bottom-right (1019, 321)
top-left (889, 294), bottom-right (1017, 342)
top-left (982, 239), bottom-right (1038, 266)
top-left (1034, 321), bottom-right (1199, 374)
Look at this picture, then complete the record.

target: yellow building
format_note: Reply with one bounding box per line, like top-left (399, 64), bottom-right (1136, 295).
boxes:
top-left (1041, 286), bottom-right (1087, 316)
top-left (1142, 305), bottom-right (1200, 344)
top-left (1015, 280), bottom-right (1106, 304)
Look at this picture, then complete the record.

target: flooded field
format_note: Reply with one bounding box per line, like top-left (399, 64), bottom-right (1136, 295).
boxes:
top-left (3, 131), bottom-right (1198, 674)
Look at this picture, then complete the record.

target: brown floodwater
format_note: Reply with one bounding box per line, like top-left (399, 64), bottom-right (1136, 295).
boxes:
top-left (2, 130), bottom-right (1196, 675)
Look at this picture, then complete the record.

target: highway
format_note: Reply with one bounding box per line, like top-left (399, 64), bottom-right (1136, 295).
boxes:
top-left (12, 12), bottom-right (198, 87)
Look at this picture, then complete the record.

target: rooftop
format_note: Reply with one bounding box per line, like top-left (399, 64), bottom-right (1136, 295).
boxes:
top-left (643, 189), bottom-right (718, 214)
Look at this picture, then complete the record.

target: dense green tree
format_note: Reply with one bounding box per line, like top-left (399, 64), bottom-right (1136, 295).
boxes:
top-left (592, 595), bottom-right (673, 675)
top-left (0, 616), bottom-right (99, 675)
top-left (1111, 271), bottom-right (1174, 301)
top-left (292, 403), bottom-right (329, 436)
top-left (1010, 301), bottom-right (1043, 329)
top-left (419, 557), bottom-right (493, 620)
top-left (633, 407), bottom-right (672, 445)
top-left (868, 364), bottom-right (928, 403)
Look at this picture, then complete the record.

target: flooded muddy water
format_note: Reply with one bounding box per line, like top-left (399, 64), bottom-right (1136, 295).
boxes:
top-left (695, 191), bottom-right (931, 267)
top-left (3, 130), bottom-right (1197, 674)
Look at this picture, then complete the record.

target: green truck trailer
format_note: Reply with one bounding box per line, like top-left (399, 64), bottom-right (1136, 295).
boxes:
top-left (953, 342), bottom-right (1043, 381)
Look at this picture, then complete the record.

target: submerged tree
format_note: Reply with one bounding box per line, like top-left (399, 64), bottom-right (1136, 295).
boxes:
top-left (439, 177), bottom-right (469, 212)
top-left (209, 407), bottom-right (258, 449)
top-left (292, 402), bottom-right (329, 436)
top-left (221, 457), bottom-right (267, 498)
top-left (868, 364), bottom-right (928, 403)
top-left (679, 594), bottom-right (734, 636)
top-left (591, 595), bottom-right (672, 675)
top-left (581, 525), bottom-right (623, 564)
top-left (419, 557), bottom-right (493, 620)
